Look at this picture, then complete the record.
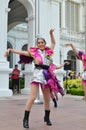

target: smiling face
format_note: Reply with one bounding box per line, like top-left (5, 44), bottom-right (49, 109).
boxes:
top-left (36, 38), bottom-right (46, 51)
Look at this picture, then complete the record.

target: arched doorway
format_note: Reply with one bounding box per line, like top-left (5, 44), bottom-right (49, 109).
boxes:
top-left (8, 0), bottom-right (34, 30)
top-left (8, 0), bottom-right (28, 30)
top-left (8, 0), bottom-right (34, 67)
top-left (67, 50), bottom-right (76, 71)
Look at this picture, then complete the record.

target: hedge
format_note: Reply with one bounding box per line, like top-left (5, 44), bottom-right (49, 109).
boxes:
top-left (9, 78), bottom-right (84, 96)
top-left (63, 78), bottom-right (84, 96)
top-left (9, 77), bottom-right (25, 90)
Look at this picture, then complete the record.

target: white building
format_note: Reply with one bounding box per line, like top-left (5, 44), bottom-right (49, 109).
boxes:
top-left (0, 0), bottom-right (85, 97)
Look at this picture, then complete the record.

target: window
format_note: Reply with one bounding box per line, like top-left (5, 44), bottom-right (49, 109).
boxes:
top-left (65, 1), bottom-right (79, 32)
top-left (71, 55), bottom-right (76, 71)
top-left (67, 50), bottom-right (76, 71)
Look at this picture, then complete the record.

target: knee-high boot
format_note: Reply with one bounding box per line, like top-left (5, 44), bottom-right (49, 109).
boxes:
top-left (23, 110), bottom-right (30, 128)
top-left (52, 98), bottom-right (57, 107)
top-left (44, 110), bottom-right (52, 126)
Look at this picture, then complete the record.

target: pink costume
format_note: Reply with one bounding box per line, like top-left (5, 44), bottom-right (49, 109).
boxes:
top-left (77, 51), bottom-right (86, 84)
top-left (18, 46), bottom-right (64, 95)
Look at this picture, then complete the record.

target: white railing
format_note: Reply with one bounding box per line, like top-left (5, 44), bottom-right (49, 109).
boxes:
top-left (60, 28), bottom-right (85, 41)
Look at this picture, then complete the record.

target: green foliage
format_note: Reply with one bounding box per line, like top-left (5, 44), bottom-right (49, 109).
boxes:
top-left (9, 78), bottom-right (25, 90)
top-left (63, 79), bottom-right (84, 96)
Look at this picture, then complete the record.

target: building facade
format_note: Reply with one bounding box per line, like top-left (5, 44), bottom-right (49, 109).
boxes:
top-left (0, 0), bottom-right (85, 97)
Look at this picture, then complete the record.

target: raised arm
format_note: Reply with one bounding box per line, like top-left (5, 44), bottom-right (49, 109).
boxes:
top-left (56, 62), bottom-right (69, 69)
top-left (4, 48), bottom-right (30, 57)
top-left (49, 28), bottom-right (56, 50)
top-left (65, 43), bottom-right (79, 56)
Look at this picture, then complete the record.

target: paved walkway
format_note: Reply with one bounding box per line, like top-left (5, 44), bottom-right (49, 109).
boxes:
top-left (0, 94), bottom-right (86, 130)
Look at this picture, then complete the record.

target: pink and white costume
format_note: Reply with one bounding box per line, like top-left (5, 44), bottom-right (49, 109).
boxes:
top-left (19, 46), bottom-right (64, 96)
top-left (29, 46), bottom-right (53, 85)
top-left (77, 51), bottom-right (86, 84)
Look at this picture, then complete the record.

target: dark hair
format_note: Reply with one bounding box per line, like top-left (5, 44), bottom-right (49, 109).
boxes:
top-left (15, 64), bottom-right (18, 67)
top-left (36, 38), bottom-right (46, 45)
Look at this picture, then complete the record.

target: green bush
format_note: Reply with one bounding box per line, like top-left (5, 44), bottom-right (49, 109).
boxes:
top-left (63, 78), bottom-right (84, 96)
top-left (9, 78), bottom-right (25, 90)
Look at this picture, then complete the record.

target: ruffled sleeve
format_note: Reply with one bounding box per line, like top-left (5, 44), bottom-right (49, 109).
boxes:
top-left (45, 46), bottom-right (53, 56)
top-left (18, 47), bottom-right (37, 64)
top-left (18, 55), bottom-right (33, 64)
top-left (29, 46), bottom-right (53, 57)
top-left (29, 47), bottom-right (38, 57)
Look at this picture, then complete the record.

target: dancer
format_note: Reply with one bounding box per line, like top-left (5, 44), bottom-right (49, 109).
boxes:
top-left (4, 28), bottom-right (59, 128)
top-left (65, 43), bottom-right (86, 102)
top-left (50, 62), bottom-right (69, 108)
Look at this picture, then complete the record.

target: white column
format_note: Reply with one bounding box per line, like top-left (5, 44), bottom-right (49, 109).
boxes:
top-left (21, 14), bottom-right (35, 94)
top-left (35, 0), bottom-right (40, 36)
top-left (0, 0), bottom-right (12, 97)
top-left (50, 1), bottom-right (65, 87)
top-left (79, 3), bottom-right (84, 32)
top-left (51, 1), bottom-right (60, 65)
top-left (61, 0), bottom-right (66, 33)
top-left (61, 0), bottom-right (66, 28)
top-left (34, 0), bottom-right (43, 102)
top-left (21, 64), bottom-right (33, 94)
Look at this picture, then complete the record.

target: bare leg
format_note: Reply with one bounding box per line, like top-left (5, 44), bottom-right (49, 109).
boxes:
top-left (25, 84), bottom-right (39, 110)
top-left (41, 87), bottom-right (52, 126)
top-left (23, 83), bottom-right (39, 128)
top-left (42, 87), bottom-right (50, 110)
top-left (82, 83), bottom-right (86, 102)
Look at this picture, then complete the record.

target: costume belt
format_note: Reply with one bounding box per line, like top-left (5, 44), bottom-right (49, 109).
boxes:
top-left (35, 64), bottom-right (49, 70)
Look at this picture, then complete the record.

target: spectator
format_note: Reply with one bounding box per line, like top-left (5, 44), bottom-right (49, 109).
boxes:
top-left (49, 61), bottom-right (69, 108)
top-left (11, 64), bottom-right (20, 94)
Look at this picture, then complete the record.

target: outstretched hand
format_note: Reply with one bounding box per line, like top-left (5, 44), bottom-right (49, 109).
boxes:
top-left (50, 28), bottom-right (55, 35)
top-left (64, 61), bottom-right (70, 65)
top-left (4, 48), bottom-right (11, 57)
